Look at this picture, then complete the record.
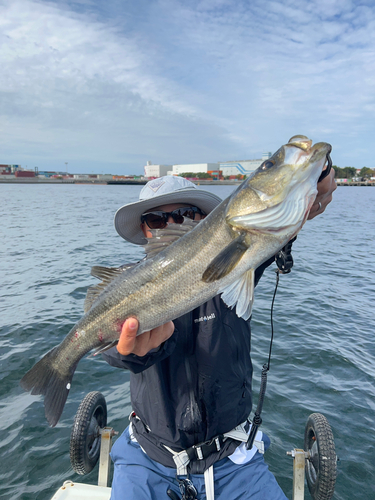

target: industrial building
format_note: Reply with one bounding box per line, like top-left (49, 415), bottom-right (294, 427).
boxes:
top-left (172, 163), bottom-right (220, 176)
top-left (0, 164), bottom-right (21, 174)
top-left (219, 153), bottom-right (272, 177)
top-left (144, 162), bottom-right (220, 179)
top-left (144, 153), bottom-right (273, 179)
top-left (0, 164), bottom-right (32, 179)
top-left (144, 162), bottom-right (172, 178)
top-left (37, 170), bottom-right (67, 178)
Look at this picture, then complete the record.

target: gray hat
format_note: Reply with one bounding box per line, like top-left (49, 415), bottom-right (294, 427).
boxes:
top-left (115, 176), bottom-right (222, 245)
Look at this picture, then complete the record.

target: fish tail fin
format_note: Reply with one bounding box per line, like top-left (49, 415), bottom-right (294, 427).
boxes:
top-left (20, 347), bottom-right (77, 427)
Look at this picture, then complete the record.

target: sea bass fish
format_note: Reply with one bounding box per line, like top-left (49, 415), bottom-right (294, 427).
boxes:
top-left (21, 135), bottom-right (332, 426)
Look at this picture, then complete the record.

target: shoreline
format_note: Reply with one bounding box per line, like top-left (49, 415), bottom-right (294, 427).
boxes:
top-left (0, 178), bottom-right (374, 187)
top-left (0, 178), bottom-right (242, 186)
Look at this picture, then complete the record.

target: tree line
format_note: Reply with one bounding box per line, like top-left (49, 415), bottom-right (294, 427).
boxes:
top-left (333, 166), bottom-right (374, 179)
top-left (180, 172), bottom-right (214, 179)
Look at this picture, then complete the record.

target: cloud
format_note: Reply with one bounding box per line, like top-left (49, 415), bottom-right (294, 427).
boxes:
top-left (0, 0), bottom-right (217, 171)
top-left (1, 0), bottom-right (374, 172)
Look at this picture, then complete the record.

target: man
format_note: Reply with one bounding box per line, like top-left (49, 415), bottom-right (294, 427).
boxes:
top-left (103, 172), bottom-right (336, 500)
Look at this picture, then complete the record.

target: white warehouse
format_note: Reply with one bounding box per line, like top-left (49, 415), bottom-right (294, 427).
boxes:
top-left (219, 153), bottom-right (272, 177)
top-left (144, 162), bottom-right (172, 178)
top-left (143, 153), bottom-right (273, 179)
top-left (172, 163), bottom-right (219, 176)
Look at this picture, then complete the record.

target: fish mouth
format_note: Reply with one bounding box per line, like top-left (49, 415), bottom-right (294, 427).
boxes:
top-left (288, 135), bottom-right (332, 157)
top-left (230, 139), bottom-right (332, 236)
top-left (307, 142), bottom-right (332, 184)
top-left (287, 135), bottom-right (313, 151)
top-left (287, 140), bottom-right (332, 184)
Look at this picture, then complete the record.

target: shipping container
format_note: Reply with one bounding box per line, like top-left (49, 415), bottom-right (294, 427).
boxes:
top-left (15, 171), bottom-right (35, 178)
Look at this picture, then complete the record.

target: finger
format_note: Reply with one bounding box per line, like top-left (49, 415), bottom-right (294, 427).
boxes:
top-left (312, 200), bottom-right (323, 213)
top-left (117, 317), bottom-right (139, 355)
top-left (147, 321), bottom-right (175, 350)
top-left (317, 168), bottom-right (336, 197)
top-left (132, 330), bottom-right (152, 357)
top-left (132, 321), bottom-right (175, 357)
top-left (308, 171), bottom-right (336, 220)
top-left (308, 201), bottom-right (323, 220)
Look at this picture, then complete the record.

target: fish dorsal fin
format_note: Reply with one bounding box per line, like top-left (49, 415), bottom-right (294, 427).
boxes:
top-left (144, 221), bottom-right (199, 258)
top-left (91, 265), bottom-right (126, 281)
top-left (84, 264), bottom-right (134, 313)
top-left (202, 233), bottom-right (252, 283)
top-left (219, 268), bottom-right (255, 320)
top-left (84, 283), bottom-right (108, 313)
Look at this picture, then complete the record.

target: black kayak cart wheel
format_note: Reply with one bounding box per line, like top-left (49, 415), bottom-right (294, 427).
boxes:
top-left (304, 413), bottom-right (337, 500)
top-left (70, 391), bottom-right (107, 475)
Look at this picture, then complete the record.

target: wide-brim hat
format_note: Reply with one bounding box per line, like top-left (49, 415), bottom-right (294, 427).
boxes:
top-left (114, 176), bottom-right (222, 245)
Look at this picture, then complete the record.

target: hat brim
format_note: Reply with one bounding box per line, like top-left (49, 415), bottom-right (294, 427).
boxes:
top-left (114, 188), bottom-right (222, 245)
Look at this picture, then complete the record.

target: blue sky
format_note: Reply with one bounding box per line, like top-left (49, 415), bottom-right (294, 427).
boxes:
top-left (1, 0), bottom-right (374, 174)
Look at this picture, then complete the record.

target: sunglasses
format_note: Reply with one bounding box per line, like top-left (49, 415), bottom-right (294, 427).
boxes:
top-left (141, 206), bottom-right (206, 229)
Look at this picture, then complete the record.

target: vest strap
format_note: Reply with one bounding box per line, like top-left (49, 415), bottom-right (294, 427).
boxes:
top-left (162, 420), bottom-right (264, 475)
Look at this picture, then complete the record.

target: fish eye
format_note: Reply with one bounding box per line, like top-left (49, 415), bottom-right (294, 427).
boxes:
top-left (261, 160), bottom-right (275, 170)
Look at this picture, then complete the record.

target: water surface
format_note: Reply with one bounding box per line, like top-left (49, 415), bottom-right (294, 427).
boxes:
top-left (1, 184), bottom-right (374, 499)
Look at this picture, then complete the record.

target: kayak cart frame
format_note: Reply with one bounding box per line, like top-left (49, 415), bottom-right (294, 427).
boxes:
top-left (51, 393), bottom-right (337, 500)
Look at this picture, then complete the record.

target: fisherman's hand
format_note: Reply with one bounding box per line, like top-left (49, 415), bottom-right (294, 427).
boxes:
top-left (117, 318), bottom-right (175, 357)
top-left (308, 168), bottom-right (337, 220)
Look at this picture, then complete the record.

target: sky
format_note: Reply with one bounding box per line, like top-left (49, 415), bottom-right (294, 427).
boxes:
top-left (1, 0), bottom-right (374, 175)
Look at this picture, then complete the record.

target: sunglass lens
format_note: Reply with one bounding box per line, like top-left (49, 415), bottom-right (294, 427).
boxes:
top-left (172, 210), bottom-right (185, 224)
top-left (178, 208), bottom-right (196, 221)
top-left (145, 213), bottom-right (167, 229)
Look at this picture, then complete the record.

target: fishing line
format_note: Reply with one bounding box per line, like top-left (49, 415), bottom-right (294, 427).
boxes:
top-left (267, 269), bottom-right (280, 370)
top-left (246, 239), bottom-right (294, 450)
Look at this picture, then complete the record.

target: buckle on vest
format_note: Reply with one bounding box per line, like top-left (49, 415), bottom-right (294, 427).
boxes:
top-left (191, 435), bottom-right (223, 461)
top-left (194, 446), bottom-right (204, 460)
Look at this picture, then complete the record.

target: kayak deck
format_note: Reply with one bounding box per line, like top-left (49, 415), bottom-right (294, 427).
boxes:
top-left (51, 480), bottom-right (111, 500)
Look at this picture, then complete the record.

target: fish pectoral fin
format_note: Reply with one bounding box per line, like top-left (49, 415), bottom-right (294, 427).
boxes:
top-left (90, 340), bottom-right (119, 357)
top-left (202, 233), bottom-right (251, 283)
top-left (219, 268), bottom-right (255, 320)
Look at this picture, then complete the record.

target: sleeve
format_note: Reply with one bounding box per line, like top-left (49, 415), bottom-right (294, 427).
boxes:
top-left (101, 327), bottom-right (179, 374)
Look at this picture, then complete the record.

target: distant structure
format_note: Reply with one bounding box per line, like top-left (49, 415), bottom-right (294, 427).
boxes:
top-left (0, 164), bottom-right (21, 174)
top-left (38, 170), bottom-right (67, 178)
top-left (143, 153), bottom-right (273, 179)
top-left (144, 161), bottom-right (171, 178)
top-left (172, 163), bottom-right (220, 177)
top-left (0, 164), bottom-right (29, 179)
top-left (219, 153), bottom-right (272, 177)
